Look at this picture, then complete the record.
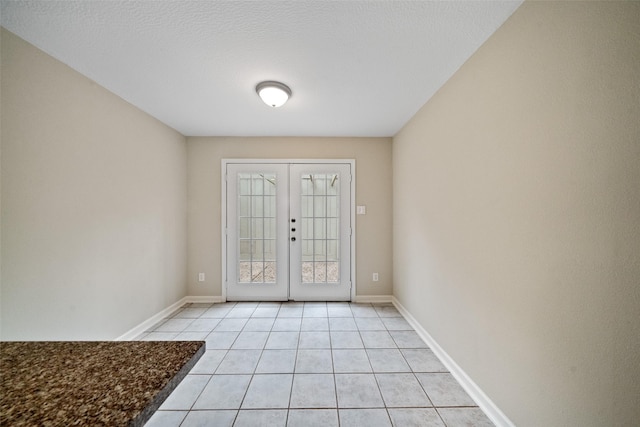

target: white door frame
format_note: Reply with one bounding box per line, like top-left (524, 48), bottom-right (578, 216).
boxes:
top-left (222, 159), bottom-right (356, 302)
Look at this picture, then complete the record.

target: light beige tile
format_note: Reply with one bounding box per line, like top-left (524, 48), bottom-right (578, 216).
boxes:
top-left (388, 408), bottom-right (445, 427)
top-left (327, 304), bottom-right (353, 317)
top-left (243, 317), bottom-right (275, 331)
top-left (192, 374), bottom-right (251, 410)
top-left (389, 330), bottom-right (428, 348)
top-left (214, 318), bottom-right (248, 332)
top-left (373, 305), bottom-right (402, 318)
top-left (366, 349), bottom-right (410, 372)
top-left (231, 331), bottom-right (269, 349)
top-left (155, 318), bottom-right (194, 332)
top-left (375, 373), bottom-right (431, 407)
top-left (335, 374), bottom-right (384, 408)
top-left (381, 317), bottom-right (413, 331)
top-left (181, 410), bottom-right (236, 427)
top-left (415, 373), bottom-right (476, 407)
top-left (265, 332), bottom-right (299, 349)
top-left (349, 304), bottom-right (379, 317)
top-left (287, 409), bottom-right (338, 427)
top-left (205, 331), bottom-right (239, 350)
top-left (437, 408), bottom-right (494, 426)
top-left (215, 350), bottom-right (261, 374)
top-left (330, 331), bottom-right (364, 349)
top-left (354, 317), bottom-right (386, 331)
top-left (242, 374), bottom-right (293, 409)
top-left (160, 375), bottom-right (210, 410)
top-left (301, 317), bottom-right (329, 331)
top-left (172, 307), bottom-right (207, 319)
top-left (332, 349), bottom-right (372, 373)
top-left (400, 349), bottom-right (448, 373)
top-left (360, 331), bottom-right (397, 348)
top-left (234, 410), bottom-right (287, 427)
top-left (145, 410), bottom-right (188, 427)
top-left (290, 374), bottom-right (337, 408)
top-left (190, 350), bottom-right (227, 374)
top-left (329, 317), bottom-right (358, 331)
top-left (256, 350), bottom-right (297, 374)
top-left (339, 409), bottom-right (392, 427)
top-left (184, 318), bottom-right (221, 332)
top-left (295, 349), bottom-right (333, 373)
top-left (272, 318), bottom-right (302, 331)
top-left (299, 331), bottom-right (331, 349)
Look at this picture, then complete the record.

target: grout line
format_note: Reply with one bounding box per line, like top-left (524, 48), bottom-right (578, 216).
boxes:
top-left (149, 301), bottom-right (494, 426)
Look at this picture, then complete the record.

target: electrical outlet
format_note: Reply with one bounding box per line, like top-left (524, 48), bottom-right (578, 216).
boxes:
top-left (198, 273), bottom-right (205, 282)
top-left (372, 273), bottom-right (379, 282)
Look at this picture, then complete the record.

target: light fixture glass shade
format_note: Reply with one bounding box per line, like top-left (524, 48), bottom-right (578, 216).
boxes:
top-left (256, 81), bottom-right (291, 108)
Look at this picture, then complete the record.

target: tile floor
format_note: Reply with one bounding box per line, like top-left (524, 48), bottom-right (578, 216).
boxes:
top-left (139, 302), bottom-right (493, 427)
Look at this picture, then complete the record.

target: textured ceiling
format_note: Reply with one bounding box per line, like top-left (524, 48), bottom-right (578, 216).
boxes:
top-left (1, 1), bottom-right (522, 137)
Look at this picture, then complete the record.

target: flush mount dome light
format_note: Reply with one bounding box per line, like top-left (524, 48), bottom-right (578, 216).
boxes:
top-left (256, 81), bottom-right (292, 108)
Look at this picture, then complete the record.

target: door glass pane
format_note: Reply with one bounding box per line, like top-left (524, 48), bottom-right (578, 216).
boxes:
top-left (239, 262), bottom-right (251, 282)
top-left (251, 218), bottom-right (263, 239)
top-left (264, 196), bottom-right (276, 217)
top-left (314, 219), bottom-right (326, 239)
top-left (314, 196), bottom-right (326, 216)
top-left (300, 173), bottom-right (340, 283)
top-left (264, 218), bottom-right (276, 239)
top-left (301, 196), bottom-right (313, 217)
top-left (237, 173), bottom-right (277, 283)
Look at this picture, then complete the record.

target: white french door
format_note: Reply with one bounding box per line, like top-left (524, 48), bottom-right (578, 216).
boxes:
top-left (226, 164), bottom-right (289, 300)
top-left (289, 164), bottom-right (351, 300)
top-left (225, 161), bottom-right (352, 301)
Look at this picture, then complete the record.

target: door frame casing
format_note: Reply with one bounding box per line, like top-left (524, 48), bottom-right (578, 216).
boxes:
top-left (221, 159), bottom-right (356, 302)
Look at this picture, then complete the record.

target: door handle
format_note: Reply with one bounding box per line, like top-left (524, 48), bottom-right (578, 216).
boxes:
top-left (290, 219), bottom-right (297, 242)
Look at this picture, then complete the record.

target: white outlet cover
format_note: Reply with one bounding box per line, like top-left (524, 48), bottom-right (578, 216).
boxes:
top-left (357, 206), bottom-right (366, 215)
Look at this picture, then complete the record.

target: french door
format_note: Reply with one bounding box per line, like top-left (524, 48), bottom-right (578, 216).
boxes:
top-left (225, 162), bottom-right (352, 301)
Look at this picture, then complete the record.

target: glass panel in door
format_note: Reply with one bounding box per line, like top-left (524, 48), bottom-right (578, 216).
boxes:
top-left (300, 173), bottom-right (340, 284)
top-left (237, 172), bottom-right (277, 283)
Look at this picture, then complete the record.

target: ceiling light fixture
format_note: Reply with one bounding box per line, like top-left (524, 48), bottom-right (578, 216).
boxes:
top-left (256, 81), bottom-right (292, 108)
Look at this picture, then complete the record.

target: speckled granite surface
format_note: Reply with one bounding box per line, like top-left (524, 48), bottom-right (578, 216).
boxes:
top-left (0, 341), bottom-right (204, 426)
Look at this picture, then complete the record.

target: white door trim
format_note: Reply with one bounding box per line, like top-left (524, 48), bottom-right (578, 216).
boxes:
top-left (221, 159), bottom-right (356, 302)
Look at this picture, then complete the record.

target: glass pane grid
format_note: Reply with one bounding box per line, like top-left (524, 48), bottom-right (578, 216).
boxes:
top-left (237, 173), bottom-right (276, 284)
top-left (301, 173), bottom-right (340, 284)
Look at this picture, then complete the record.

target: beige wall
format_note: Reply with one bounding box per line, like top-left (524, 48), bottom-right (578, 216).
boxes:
top-left (393, 2), bottom-right (640, 426)
top-left (1, 29), bottom-right (188, 340)
top-left (187, 137), bottom-right (392, 299)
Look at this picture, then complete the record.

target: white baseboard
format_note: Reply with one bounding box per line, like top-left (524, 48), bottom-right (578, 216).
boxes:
top-left (184, 295), bottom-right (225, 304)
top-left (392, 296), bottom-right (515, 427)
top-left (116, 296), bottom-right (189, 341)
top-left (353, 294), bottom-right (393, 304)
top-left (116, 295), bottom-right (225, 341)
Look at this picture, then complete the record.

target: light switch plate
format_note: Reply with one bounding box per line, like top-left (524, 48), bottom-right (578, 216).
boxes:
top-left (357, 205), bottom-right (366, 215)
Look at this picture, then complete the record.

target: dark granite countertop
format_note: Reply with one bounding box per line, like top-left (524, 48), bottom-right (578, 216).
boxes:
top-left (0, 340), bottom-right (204, 426)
